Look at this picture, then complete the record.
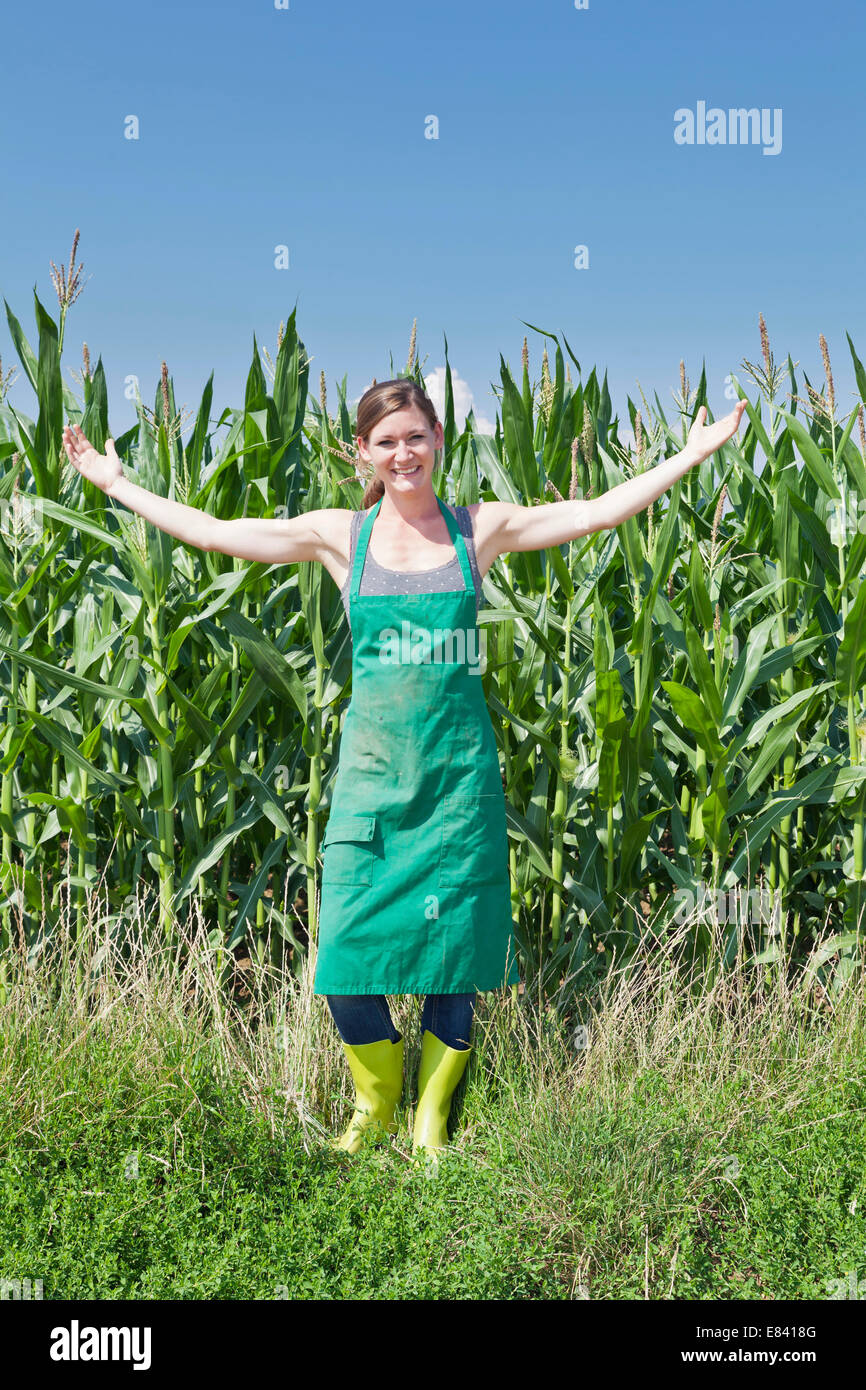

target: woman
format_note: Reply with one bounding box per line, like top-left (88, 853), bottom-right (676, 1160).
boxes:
top-left (63, 379), bottom-right (745, 1164)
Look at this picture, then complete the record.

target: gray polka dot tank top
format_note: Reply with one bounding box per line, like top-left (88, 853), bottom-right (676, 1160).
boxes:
top-left (339, 503), bottom-right (483, 633)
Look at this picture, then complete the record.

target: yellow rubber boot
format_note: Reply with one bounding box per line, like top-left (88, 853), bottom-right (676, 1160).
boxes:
top-left (411, 1029), bottom-right (472, 1161)
top-left (331, 1035), bottom-right (404, 1155)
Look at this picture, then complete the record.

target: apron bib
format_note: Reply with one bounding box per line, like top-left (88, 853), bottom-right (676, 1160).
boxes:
top-left (312, 495), bottom-right (521, 995)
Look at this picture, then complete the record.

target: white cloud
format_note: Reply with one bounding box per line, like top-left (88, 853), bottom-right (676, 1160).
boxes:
top-left (423, 366), bottom-right (497, 436)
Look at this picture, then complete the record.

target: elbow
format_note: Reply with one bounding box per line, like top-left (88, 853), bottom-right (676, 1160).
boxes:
top-left (576, 498), bottom-right (606, 538)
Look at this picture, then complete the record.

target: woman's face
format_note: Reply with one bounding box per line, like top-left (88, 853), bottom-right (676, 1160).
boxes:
top-left (358, 407), bottom-right (443, 494)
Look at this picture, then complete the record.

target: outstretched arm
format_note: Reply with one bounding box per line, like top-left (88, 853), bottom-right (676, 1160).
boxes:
top-left (478, 401), bottom-right (747, 560)
top-left (63, 425), bottom-right (337, 564)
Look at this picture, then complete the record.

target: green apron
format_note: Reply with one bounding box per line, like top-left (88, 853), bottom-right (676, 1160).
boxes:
top-left (313, 495), bottom-right (521, 995)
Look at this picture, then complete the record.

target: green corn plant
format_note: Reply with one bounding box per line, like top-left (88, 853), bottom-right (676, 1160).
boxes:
top-left (2, 247), bottom-right (866, 1006)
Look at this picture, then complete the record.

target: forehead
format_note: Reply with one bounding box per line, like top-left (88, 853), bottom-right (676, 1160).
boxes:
top-left (368, 408), bottom-right (430, 440)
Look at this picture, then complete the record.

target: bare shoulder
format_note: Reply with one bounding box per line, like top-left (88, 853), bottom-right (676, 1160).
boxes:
top-left (452, 500), bottom-right (513, 533)
top-left (458, 500), bottom-right (521, 576)
top-left (463, 499), bottom-right (516, 529)
top-left (308, 505), bottom-right (354, 547)
top-left (306, 506), bottom-right (357, 589)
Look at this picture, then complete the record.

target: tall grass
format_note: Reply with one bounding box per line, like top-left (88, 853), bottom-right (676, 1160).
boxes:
top-left (0, 880), bottom-right (863, 1298)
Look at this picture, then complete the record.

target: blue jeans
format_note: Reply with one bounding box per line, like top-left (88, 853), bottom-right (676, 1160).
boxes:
top-left (326, 993), bottom-right (474, 1051)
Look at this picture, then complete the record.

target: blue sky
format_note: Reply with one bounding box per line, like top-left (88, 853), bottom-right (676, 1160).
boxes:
top-left (2, 0), bottom-right (864, 451)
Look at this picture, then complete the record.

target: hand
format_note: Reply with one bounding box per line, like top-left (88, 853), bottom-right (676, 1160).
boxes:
top-left (62, 424), bottom-right (123, 494)
top-left (685, 400), bottom-right (747, 466)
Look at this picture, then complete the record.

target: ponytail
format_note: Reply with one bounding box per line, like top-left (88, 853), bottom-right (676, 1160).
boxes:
top-left (360, 476), bottom-right (385, 510)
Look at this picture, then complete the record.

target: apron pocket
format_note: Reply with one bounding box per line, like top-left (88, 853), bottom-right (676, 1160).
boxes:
top-left (439, 792), bottom-right (508, 887)
top-left (321, 812), bottom-right (378, 886)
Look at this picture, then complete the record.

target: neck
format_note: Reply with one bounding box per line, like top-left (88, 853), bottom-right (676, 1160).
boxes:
top-left (375, 483), bottom-right (442, 527)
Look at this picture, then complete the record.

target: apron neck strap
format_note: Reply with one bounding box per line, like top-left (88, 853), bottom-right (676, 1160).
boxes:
top-left (350, 498), bottom-right (381, 602)
top-left (350, 494), bottom-right (473, 600)
top-left (436, 495), bottom-right (474, 592)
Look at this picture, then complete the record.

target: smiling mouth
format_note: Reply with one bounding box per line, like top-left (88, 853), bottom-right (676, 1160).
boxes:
top-left (391, 464), bottom-right (421, 475)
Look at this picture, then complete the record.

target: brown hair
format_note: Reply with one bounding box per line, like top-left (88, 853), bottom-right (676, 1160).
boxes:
top-left (355, 378), bottom-right (441, 510)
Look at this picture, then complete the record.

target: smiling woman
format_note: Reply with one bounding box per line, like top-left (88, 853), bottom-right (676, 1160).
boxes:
top-left (311, 377), bottom-right (520, 1164)
top-left (62, 373), bottom-right (745, 1164)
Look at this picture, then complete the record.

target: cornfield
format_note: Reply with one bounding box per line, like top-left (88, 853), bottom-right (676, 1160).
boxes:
top-left (1, 256), bottom-right (865, 1007)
